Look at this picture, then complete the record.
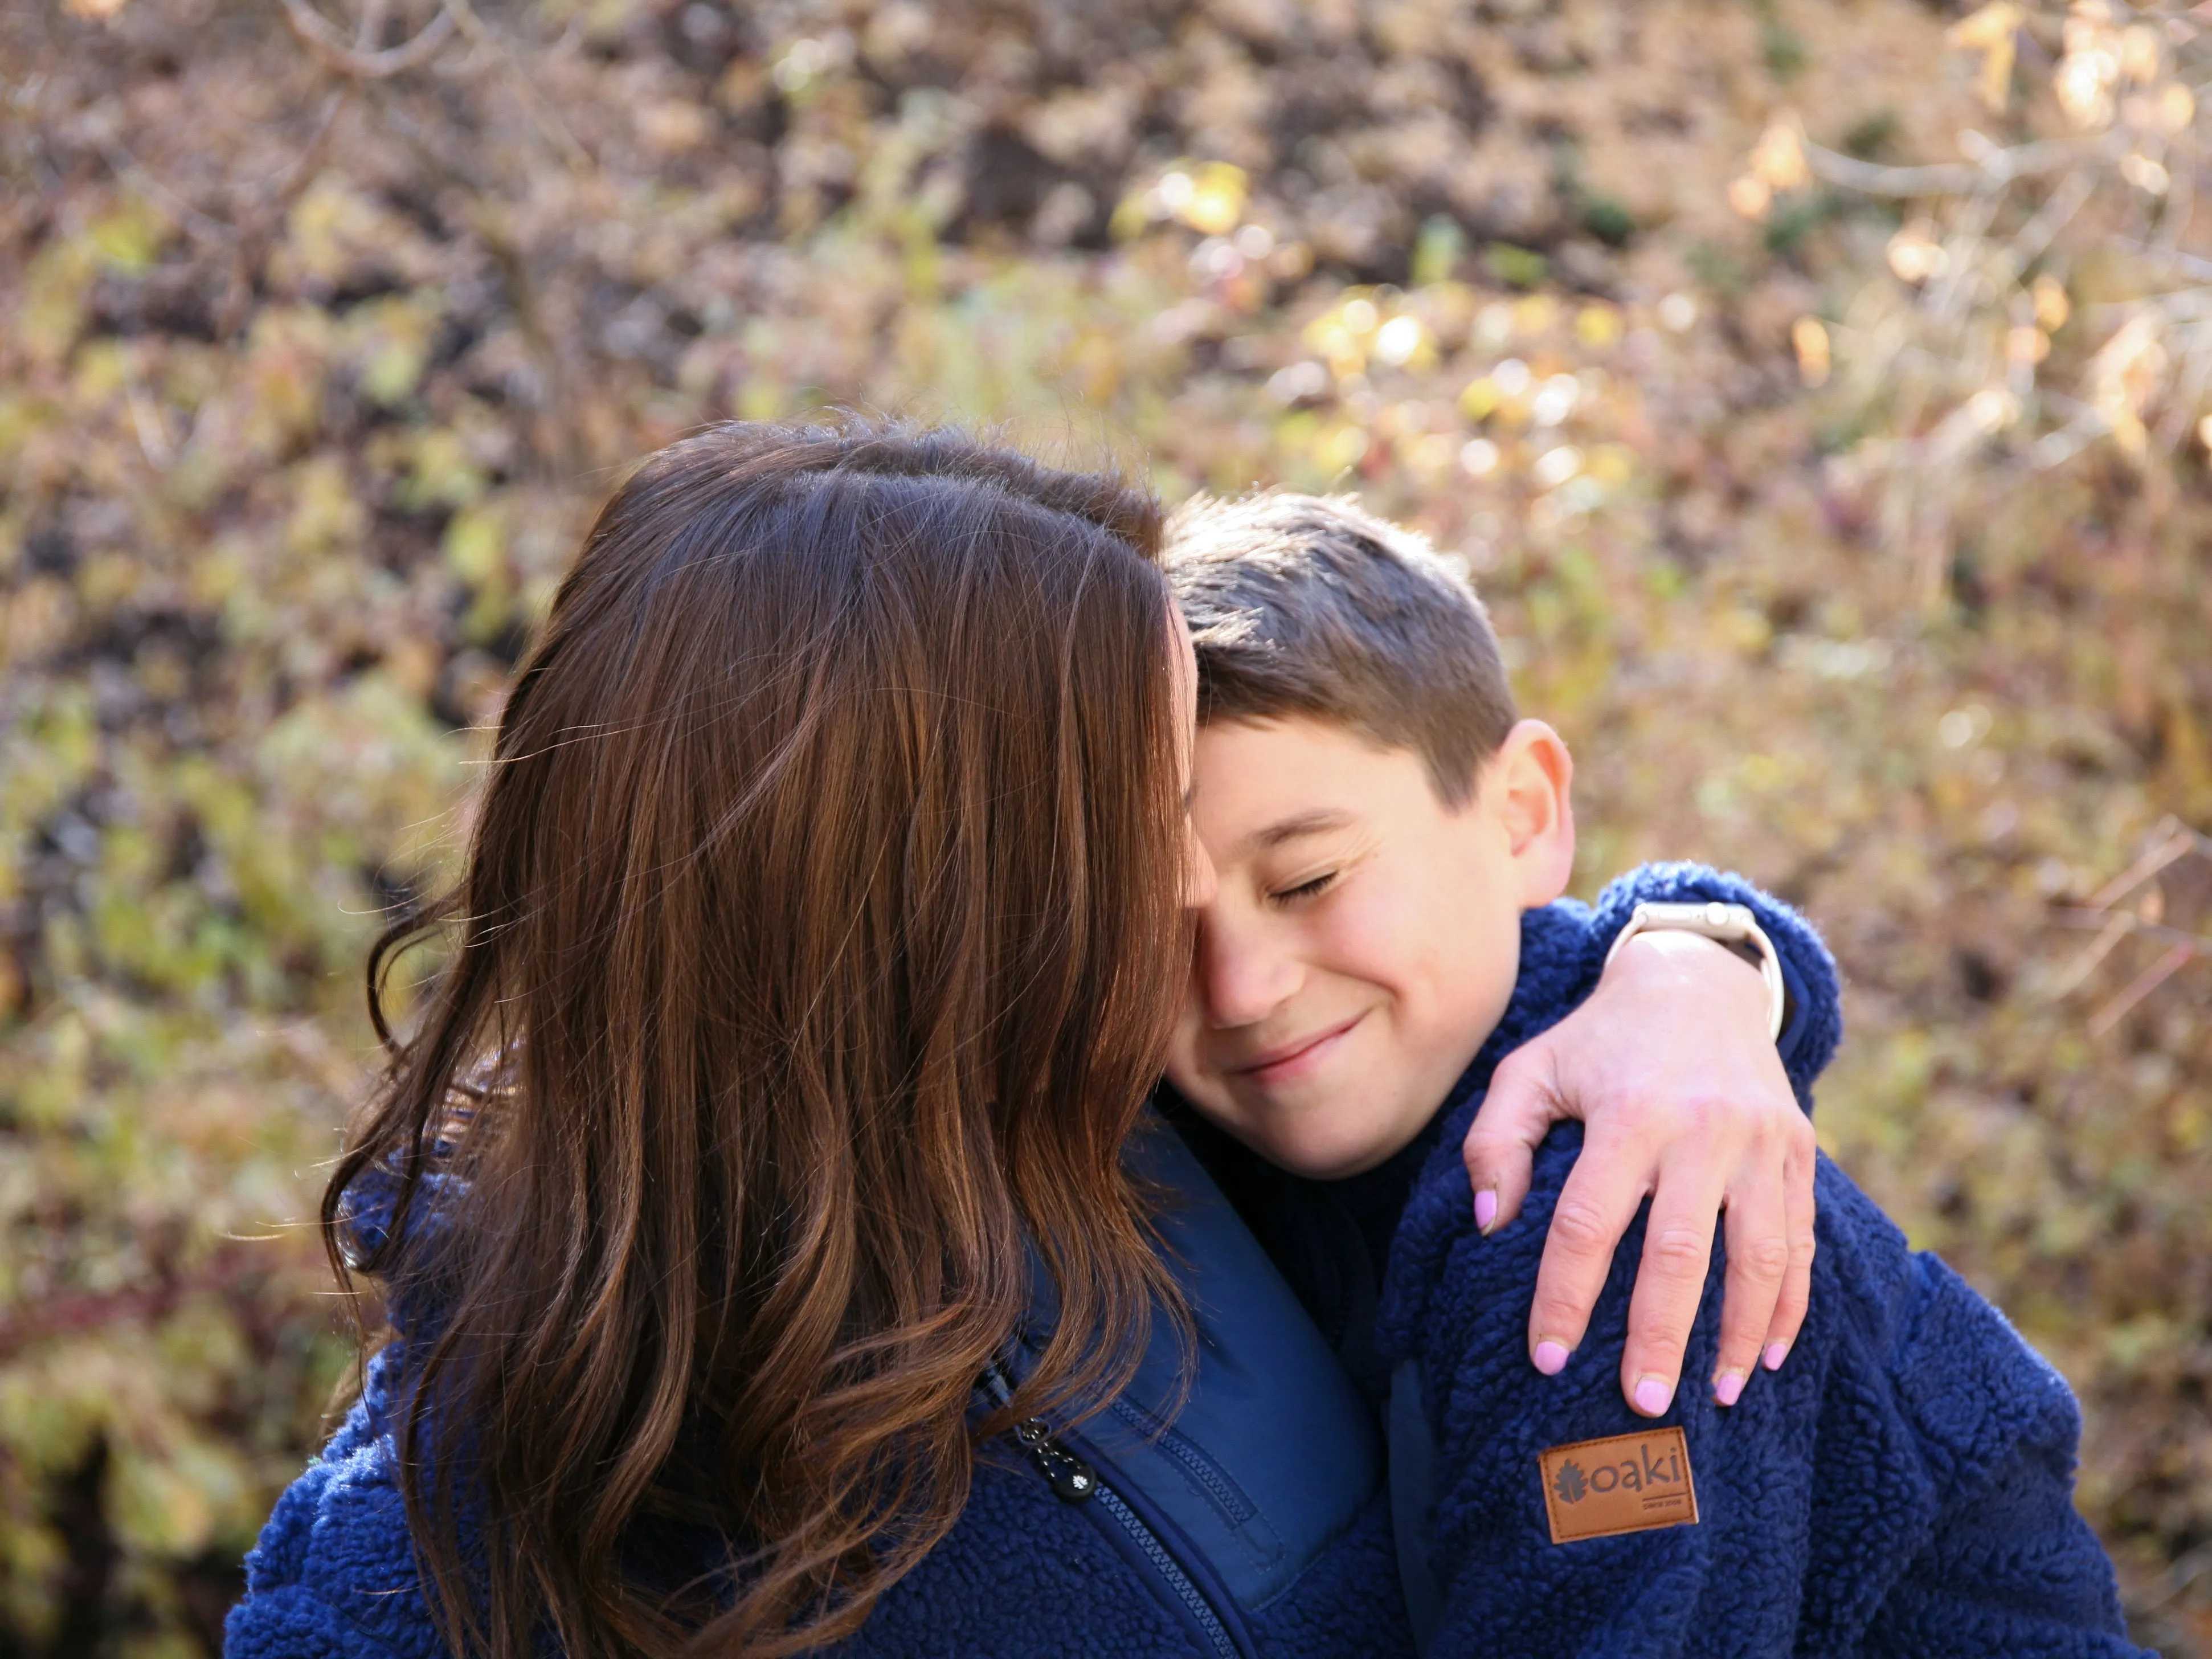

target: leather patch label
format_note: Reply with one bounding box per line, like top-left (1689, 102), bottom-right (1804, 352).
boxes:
top-left (1539, 1427), bottom-right (1698, 1543)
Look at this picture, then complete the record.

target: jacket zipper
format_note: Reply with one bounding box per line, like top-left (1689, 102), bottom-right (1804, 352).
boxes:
top-left (1104, 1393), bottom-right (1260, 1530)
top-left (979, 1361), bottom-right (1241, 1659)
top-left (1087, 1482), bottom-right (1241, 1659)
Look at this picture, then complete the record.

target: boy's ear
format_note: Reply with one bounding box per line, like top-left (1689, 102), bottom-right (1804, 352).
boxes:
top-left (1487, 719), bottom-right (1576, 908)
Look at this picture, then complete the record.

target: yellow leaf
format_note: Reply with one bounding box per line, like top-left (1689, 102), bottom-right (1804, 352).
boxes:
top-left (1728, 175), bottom-right (1772, 219)
top-left (18, 241), bottom-right (94, 371)
top-left (1315, 423), bottom-right (1369, 474)
top-left (1510, 293), bottom-right (1558, 336)
top-left (1749, 117), bottom-right (1809, 190)
top-left (1947, 3), bottom-right (2020, 111)
top-left (1947, 1), bottom-right (2019, 48)
top-left (284, 455), bottom-right (366, 559)
top-left (1792, 316), bottom-right (1831, 387)
top-left (1157, 161), bottom-right (1248, 237)
top-left (1574, 305), bottom-right (1622, 348)
top-left (2007, 325), bottom-right (2050, 367)
top-left (444, 504), bottom-right (507, 585)
top-left (2119, 24), bottom-right (2161, 85)
top-left (2032, 273), bottom-right (2071, 332)
top-left (88, 200), bottom-right (165, 273)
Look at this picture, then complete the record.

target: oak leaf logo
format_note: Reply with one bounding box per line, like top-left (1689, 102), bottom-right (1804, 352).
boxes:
top-left (1552, 1460), bottom-right (1589, 1505)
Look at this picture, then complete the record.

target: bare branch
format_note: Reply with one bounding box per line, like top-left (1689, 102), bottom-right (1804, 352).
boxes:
top-left (2049, 911), bottom-right (2135, 999)
top-left (354, 0), bottom-right (391, 50)
top-left (1803, 133), bottom-right (2121, 198)
top-left (2054, 908), bottom-right (2212, 958)
top-left (95, 132), bottom-right (238, 247)
top-left (124, 351), bottom-right (175, 471)
top-left (280, 0), bottom-right (455, 79)
top-left (2088, 942), bottom-right (2195, 1037)
top-left (2009, 167), bottom-right (2094, 268)
top-left (211, 87), bottom-right (352, 338)
top-left (438, 0), bottom-right (595, 174)
top-left (2047, 823), bottom-right (2212, 1031)
top-left (2086, 822), bottom-right (2210, 908)
top-left (2116, 236), bottom-right (2212, 287)
top-left (260, 88), bottom-right (350, 222)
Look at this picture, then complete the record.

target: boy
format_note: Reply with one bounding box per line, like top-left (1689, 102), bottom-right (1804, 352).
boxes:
top-left (1159, 491), bottom-right (2142, 1657)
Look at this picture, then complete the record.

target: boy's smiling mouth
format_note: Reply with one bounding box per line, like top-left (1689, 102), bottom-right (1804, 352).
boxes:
top-left (1228, 1010), bottom-right (1369, 1085)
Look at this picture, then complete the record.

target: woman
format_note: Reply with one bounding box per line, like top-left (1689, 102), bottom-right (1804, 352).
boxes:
top-left (224, 419), bottom-right (1828, 1659)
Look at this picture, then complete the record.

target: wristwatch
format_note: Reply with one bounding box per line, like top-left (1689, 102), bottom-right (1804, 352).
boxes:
top-left (1602, 900), bottom-right (1788, 1040)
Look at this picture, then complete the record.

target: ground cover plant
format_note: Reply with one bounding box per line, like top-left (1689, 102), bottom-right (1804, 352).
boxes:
top-left (2, 0), bottom-right (2210, 1651)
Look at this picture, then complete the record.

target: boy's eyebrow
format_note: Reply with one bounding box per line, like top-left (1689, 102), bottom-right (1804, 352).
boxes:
top-left (1245, 808), bottom-right (1357, 853)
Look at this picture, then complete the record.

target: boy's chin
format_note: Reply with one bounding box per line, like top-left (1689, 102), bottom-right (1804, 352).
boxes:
top-left (1168, 1074), bottom-right (1428, 1180)
top-left (1248, 1113), bottom-right (1422, 1182)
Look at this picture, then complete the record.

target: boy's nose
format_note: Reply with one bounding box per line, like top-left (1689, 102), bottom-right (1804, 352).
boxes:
top-left (1193, 915), bottom-right (1301, 1029)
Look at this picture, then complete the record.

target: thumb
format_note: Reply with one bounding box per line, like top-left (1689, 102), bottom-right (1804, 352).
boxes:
top-left (1462, 1041), bottom-right (1568, 1234)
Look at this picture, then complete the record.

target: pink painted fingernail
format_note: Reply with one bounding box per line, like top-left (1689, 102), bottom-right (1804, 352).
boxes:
top-left (1634, 1376), bottom-right (1674, 1416)
top-left (1533, 1341), bottom-right (1570, 1376)
top-left (1763, 1341), bottom-right (1790, 1372)
top-left (1714, 1370), bottom-right (1746, 1407)
top-left (1474, 1189), bottom-right (1498, 1232)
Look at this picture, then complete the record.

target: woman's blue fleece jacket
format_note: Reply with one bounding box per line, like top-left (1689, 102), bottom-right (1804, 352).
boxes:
top-left (223, 864), bottom-right (2141, 1659)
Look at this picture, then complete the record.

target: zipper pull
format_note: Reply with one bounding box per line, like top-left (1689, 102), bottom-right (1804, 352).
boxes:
top-left (979, 1357), bottom-right (1097, 1503)
top-left (1013, 1416), bottom-right (1098, 1503)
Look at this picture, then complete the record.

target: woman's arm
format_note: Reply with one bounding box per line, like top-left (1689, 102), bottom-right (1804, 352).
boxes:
top-left (1461, 863), bottom-right (1842, 1416)
top-left (222, 1371), bottom-right (431, 1659)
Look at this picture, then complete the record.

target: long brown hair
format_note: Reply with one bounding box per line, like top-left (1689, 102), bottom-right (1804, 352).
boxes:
top-left (327, 419), bottom-right (1188, 1657)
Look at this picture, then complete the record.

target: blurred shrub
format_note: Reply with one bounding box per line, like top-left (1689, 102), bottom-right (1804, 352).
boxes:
top-left (1, 0), bottom-right (2206, 1652)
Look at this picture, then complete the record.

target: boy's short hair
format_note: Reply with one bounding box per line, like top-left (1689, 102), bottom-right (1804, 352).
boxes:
top-left (1162, 491), bottom-right (1516, 806)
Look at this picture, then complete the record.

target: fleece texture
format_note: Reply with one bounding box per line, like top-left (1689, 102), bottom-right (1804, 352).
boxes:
top-left (1372, 865), bottom-right (2145, 1659)
top-left (222, 1295), bottom-right (1414, 1659)
top-left (223, 1129), bottom-right (1419, 1659)
top-left (224, 861), bottom-right (2135, 1658)
top-left (222, 1327), bottom-right (1256, 1659)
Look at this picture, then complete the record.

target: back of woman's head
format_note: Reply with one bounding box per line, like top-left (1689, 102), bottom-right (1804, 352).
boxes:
top-left (331, 418), bottom-right (1185, 1657)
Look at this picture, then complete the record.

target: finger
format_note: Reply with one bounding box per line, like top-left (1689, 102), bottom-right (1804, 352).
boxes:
top-left (1524, 1128), bottom-right (1651, 1379)
top-left (1708, 1159), bottom-right (1790, 1406)
top-left (1463, 1044), bottom-right (1565, 1234)
top-left (1761, 1124), bottom-right (1819, 1374)
top-left (1617, 1160), bottom-right (1727, 1418)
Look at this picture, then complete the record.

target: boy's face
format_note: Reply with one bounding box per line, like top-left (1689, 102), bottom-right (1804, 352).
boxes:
top-left (1166, 716), bottom-right (1573, 1179)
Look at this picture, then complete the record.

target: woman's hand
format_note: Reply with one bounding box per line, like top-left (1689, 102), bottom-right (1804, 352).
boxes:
top-left (1462, 930), bottom-right (1814, 1417)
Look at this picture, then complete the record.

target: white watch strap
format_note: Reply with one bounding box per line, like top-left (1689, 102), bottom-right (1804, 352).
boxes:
top-left (1602, 900), bottom-right (1788, 1041)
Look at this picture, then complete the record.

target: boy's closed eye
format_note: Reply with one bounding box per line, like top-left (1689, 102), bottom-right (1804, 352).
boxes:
top-left (1268, 868), bottom-right (1342, 905)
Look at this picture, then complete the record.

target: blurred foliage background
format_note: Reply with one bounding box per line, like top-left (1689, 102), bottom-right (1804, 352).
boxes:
top-left (2, 0), bottom-right (2209, 1652)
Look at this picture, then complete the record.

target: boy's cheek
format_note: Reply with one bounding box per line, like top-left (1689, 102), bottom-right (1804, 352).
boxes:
top-left (1162, 1012), bottom-right (1207, 1101)
top-left (1162, 1053), bottom-right (1204, 1103)
top-left (1163, 1070), bottom-right (1269, 1158)
top-left (1163, 1034), bottom-right (1250, 1133)
top-left (1158, 1047), bottom-right (1277, 1146)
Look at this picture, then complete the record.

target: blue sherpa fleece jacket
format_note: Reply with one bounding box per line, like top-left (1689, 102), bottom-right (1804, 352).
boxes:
top-left (1366, 865), bottom-right (2145, 1658)
top-left (222, 1197), bottom-right (1412, 1659)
